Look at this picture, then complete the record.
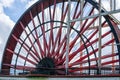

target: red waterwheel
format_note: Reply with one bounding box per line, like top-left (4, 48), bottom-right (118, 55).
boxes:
top-left (1, 0), bottom-right (120, 76)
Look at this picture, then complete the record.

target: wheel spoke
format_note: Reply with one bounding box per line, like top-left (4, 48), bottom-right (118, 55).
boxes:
top-left (6, 48), bottom-right (37, 65)
top-left (20, 22), bottom-right (41, 60)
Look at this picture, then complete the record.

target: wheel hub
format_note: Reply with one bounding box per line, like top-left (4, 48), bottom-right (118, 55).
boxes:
top-left (32, 57), bottom-right (55, 75)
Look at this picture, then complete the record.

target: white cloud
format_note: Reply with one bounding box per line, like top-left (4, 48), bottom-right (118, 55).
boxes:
top-left (0, 0), bottom-right (15, 29)
top-left (25, 0), bottom-right (38, 9)
top-left (0, 3), bottom-right (15, 29)
top-left (0, 4), bottom-right (3, 13)
top-left (0, 1), bottom-right (15, 61)
top-left (0, 13), bottom-right (15, 29)
top-left (0, 0), bottom-right (14, 8)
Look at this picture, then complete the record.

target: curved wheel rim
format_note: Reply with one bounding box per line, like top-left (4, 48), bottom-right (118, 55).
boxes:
top-left (1, 0), bottom-right (120, 75)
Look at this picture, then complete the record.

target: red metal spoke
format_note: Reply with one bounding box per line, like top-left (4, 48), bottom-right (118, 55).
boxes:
top-left (20, 37), bottom-right (44, 62)
top-left (69, 28), bottom-right (110, 62)
top-left (48, 21), bottom-right (54, 57)
top-left (69, 53), bottom-right (117, 67)
top-left (56, 2), bottom-right (87, 52)
top-left (69, 65), bottom-right (119, 73)
top-left (79, 8), bottom-right (94, 32)
top-left (69, 19), bottom-right (95, 53)
top-left (102, 60), bottom-right (119, 66)
top-left (56, 34), bottom-right (114, 66)
top-left (55, 41), bottom-right (66, 66)
top-left (69, 66), bottom-right (97, 72)
top-left (53, 37), bottom-right (66, 57)
top-left (47, 0), bottom-right (57, 56)
top-left (72, 0), bottom-right (80, 19)
top-left (54, 36), bottom-right (67, 64)
top-left (71, 4), bottom-right (93, 32)
top-left (6, 48), bottom-right (37, 65)
top-left (69, 12), bottom-right (104, 53)
top-left (51, 1), bottom-right (80, 59)
top-left (12, 34), bottom-right (39, 62)
top-left (56, 1), bottom-right (65, 56)
top-left (51, 1), bottom-right (85, 58)
top-left (3, 64), bottom-right (35, 71)
top-left (52, 0), bottom-right (56, 20)
top-left (56, 21), bottom-right (108, 65)
top-left (81, 17), bottom-right (98, 35)
top-left (57, 53), bottom-right (117, 69)
top-left (84, 30), bottom-right (111, 48)
top-left (56, 8), bottom-right (99, 62)
top-left (50, 2), bottom-right (68, 56)
top-left (20, 22), bottom-right (41, 60)
top-left (73, 39), bottom-right (115, 64)
top-left (69, 60), bottom-right (119, 72)
top-left (26, 25), bottom-right (44, 59)
top-left (54, 40), bottom-right (67, 63)
top-left (41, 3), bottom-right (49, 57)
top-left (19, 38), bottom-right (41, 59)
top-left (30, 11), bottom-right (44, 59)
top-left (69, 59), bottom-right (119, 72)
top-left (36, 15), bottom-right (45, 59)
top-left (71, 2), bottom-right (87, 26)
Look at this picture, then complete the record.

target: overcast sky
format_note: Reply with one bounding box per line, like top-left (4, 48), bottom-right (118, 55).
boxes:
top-left (0, 0), bottom-right (120, 69)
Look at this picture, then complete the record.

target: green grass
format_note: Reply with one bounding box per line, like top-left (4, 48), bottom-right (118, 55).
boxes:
top-left (27, 77), bottom-right (47, 80)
